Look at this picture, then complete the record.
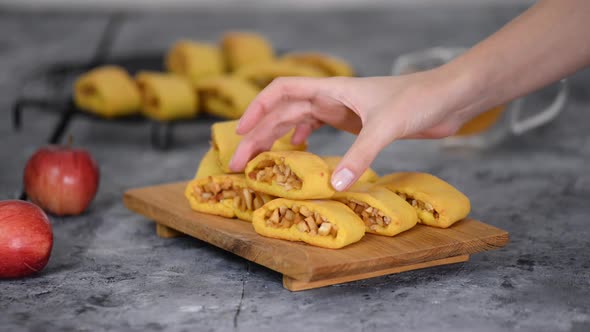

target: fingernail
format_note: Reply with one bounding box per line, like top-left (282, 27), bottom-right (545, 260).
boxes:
top-left (331, 168), bottom-right (355, 191)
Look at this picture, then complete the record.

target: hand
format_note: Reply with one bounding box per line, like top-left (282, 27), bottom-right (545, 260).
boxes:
top-left (229, 67), bottom-right (473, 191)
top-left (229, 0), bottom-right (590, 192)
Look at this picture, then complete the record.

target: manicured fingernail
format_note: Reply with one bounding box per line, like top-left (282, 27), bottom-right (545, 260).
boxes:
top-left (236, 118), bottom-right (244, 132)
top-left (331, 168), bottom-right (354, 191)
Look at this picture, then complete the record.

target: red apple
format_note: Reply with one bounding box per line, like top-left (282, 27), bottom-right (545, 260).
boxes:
top-left (24, 144), bottom-right (99, 216)
top-left (0, 200), bottom-right (53, 278)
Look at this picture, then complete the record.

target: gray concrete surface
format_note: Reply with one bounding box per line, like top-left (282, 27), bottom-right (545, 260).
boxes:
top-left (1, 4), bottom-right (589, 332)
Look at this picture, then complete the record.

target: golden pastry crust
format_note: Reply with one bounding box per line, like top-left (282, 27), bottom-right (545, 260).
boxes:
top-left (280, 52), bottom-right (354, 77)
top-left (245, 151), bottom-right (334, 199)
top-left (74, 65), bottom-right (141, 118)
top-left (165, 40), bottom-right (224, 85)
top-left (211, 120), bottom-right (307, 173)
top-left (332, 183), bottom-right (417, 236)
top-left (221, 32), bottom-right (275, 71)
top-left (377, 172), bottom-right (471, 228)
top-left (135, 71), bottom-right (198, 121)
top-left (194, 148), bottom-right (224, 179)
top-left (252, 198), bottom-right (365, 249)
top-left (184, 174), bottom-right (274, 221)
top-left (233, 61), bottom-right (324, 89)
top-left (195, 76), bottom-right (259, 119)
top-left (321, 156), bottom-right (379, 183)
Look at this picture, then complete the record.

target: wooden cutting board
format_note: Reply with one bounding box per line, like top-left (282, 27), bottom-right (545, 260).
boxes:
top-left (123, 181), bottom-right (509, 291)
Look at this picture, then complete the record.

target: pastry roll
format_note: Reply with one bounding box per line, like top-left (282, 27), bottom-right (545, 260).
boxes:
top-left (245, 151), bottom-right (334, 199)
top-left (321, 156), bottom-right (379, 183)
top-left (221, 31), bottom-right (275, 71)
top-left (165, 40), bottom-right (224, 85)
top-left (332, 183), bottom-right (417, 236)
top-left (74, 66), bottom-right (141, 118)
top-left (378, 172), bottom-right (471, 228)
top-left (211, 120), bottom-right (307, 173)
top-left (233, 62), bottom-right (324, 89)
top-left (136, 71), bottom-right (198, 121)
top-left (252, 198), bottom-right (365, 249)
top-left (185, 174), bottom-right (274, 221)
top-left (280, 52), bottom-right (354, 77)
top-left (194, 148), bottom-right (224, 179)
top-left (196, 76), bottom-right (259, 119)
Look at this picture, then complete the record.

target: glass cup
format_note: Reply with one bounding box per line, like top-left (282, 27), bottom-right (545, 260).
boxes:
top-left (392, 47), bottom-right (568, 148)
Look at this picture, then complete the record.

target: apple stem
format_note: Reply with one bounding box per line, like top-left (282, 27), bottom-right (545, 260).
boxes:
top-left (67, 135), bottom-right (73, 148)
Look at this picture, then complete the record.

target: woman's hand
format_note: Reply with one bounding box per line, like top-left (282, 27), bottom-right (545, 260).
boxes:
top-left (230, 0), bottom-right (590, 192)
top-left (229, 66), bottom-right (473, 191)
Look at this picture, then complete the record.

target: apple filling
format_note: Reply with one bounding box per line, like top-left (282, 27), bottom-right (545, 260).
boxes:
top-left (395, 192), bottom-right (440, 220)
top-left (191, 179), bottom-right (271, 211)
top-left (337, 199), bottom-right (391, 231)
top-left (264, 205), bottom-right (338, 237)
top-left (79, 84), bottom-right (98, 97)
top-left (248, 158), bottom-right (303, 191)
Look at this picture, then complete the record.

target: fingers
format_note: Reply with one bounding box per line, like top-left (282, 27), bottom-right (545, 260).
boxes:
top-left (229, 100), bottom-right (314, 172)
top-left (236, 77), bottom-right (326, 135)
top-left (331, 127), bottom-right (389, 191)
top-left (291, 120), bottom-right (323, 145)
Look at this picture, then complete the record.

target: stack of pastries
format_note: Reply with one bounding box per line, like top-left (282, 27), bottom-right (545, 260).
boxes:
top-left (73, 31), bottom-right (355, 121)
top-left (184, 120), bottom-right (472, 249)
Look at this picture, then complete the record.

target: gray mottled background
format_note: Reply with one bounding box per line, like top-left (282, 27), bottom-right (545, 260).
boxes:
top-left (0, 3), bottom-right (589, 332)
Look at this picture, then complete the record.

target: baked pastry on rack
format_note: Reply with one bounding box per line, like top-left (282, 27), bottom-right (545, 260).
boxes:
top-left (165, 40), bottom-right (224, 85)
top-left (233, 61), bottom-right (324, 89)
top-left (221, 31), bottom-right (275, 71)
top-left (74, 65), bottom-right (141, 118)
top-left (135, 71), bottom-right (198, 121)
top-left (195, 76), bottom-right (259, 119)
top-left (280, 52), bottom-right (354, 77)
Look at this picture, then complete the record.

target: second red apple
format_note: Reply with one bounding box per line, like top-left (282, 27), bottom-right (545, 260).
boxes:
top-left (24, 144), bottom-right (100, 216)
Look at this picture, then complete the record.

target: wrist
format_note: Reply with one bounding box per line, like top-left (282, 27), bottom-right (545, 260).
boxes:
top-left (435, 55), bottom-right (491, 123)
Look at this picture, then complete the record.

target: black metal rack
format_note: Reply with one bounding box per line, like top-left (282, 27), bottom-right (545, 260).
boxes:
top-left (11, 14), bottom-right (195, 150)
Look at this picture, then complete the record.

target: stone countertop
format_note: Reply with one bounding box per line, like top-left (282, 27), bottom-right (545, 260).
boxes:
top-left (1, 5), bottom-right (589, 332)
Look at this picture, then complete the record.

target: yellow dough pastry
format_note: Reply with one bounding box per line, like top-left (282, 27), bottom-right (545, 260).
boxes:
top-left (165, 40), bottom-right (224, 85)
top-left (221, 32), bottom-right (275, 71)
top-left (194, 148), bottom-right (224, 179)
top-left (136, 71), bottom-right (198, 121)
top-left (211, 120), bottom-right (307, 173)
top-left (245, 151), bottom-right (334, 199)
top-left (74, 65), bottom-right (141, 118)
top-left (321, 156), bottom-right (379, 183)
top-left (185, 174), bottom-right (274, 221)
top-left (252, 198), bottom-right (365, 249)
top-left (378, 172), bottom-right (471, 228)
top-left (280, 52), bottom-right (354, 77)
top-left (233, 61), bottom-right (324, 89)
top-left (196, 76), bottom-right (259, 119)
top-left (332, 183), bottom-right (417, 236)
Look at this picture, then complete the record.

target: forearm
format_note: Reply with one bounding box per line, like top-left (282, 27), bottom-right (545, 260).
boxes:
top-left (445, 0), bottom-right (590, 118)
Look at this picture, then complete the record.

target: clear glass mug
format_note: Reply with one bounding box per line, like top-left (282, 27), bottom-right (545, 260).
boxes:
top-left (392, 47), bottom-right (569, 148)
